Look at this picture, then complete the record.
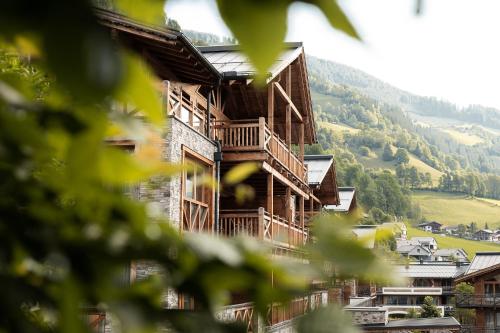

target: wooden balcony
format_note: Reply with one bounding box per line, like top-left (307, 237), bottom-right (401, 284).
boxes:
top-left (218, 208), bottom-right (308, 249)
top-left (456, 294), bottom-right (500, 308)
top-left (213, 118), bottom-right (307, 184)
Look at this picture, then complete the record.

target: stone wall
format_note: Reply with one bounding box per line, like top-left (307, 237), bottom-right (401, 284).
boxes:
top-left (347, 308), bottom-right (387, 325)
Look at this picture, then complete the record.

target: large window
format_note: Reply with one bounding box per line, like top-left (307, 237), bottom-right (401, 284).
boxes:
top-left (181, 148), bottom-right (213, 232)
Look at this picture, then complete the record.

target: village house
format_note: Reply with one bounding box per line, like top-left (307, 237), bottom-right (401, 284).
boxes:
top-left (473, 229), bottom-right (495, 241)
top-left (417, 221), bottom-right (443, 233)
top-left (374, 262), bottom-right (467, 318)
top-left (96, 8), bottom-right (344, 333)
top-left (432, 248), bottom-right (469, 263)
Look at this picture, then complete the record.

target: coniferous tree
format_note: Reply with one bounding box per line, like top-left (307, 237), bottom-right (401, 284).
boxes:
top-left (420, 296), bottom-right (440, 318)
top-left (382, 143), bottom-right (394, 161)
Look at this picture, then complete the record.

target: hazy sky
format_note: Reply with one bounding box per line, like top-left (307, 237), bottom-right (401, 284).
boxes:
top-left (165, 0), bottom-right (500, 110)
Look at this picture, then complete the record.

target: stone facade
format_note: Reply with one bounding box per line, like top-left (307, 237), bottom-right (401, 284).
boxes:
top-left (347, 308), bottom-right (387, 325)
top-left (159, 116), bottom-right (216, 229)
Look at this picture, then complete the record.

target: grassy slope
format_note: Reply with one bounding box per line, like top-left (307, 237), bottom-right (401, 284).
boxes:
top-left (357, 146), bottom-right (443, 185)
top-left (412, 191), bottom-right (500, 228)
top-left (318, 121), bottom-right (359, 134)
top-left (406, 225), bottom-right (500, 260)
top-left (441, 128), bottom-right (484, 146)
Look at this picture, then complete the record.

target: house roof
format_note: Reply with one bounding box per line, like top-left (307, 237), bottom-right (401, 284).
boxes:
top-left (303, 155), bottom-right (339, 205)
top-left (96, 8), bottom-right (220, 85)
top-left (396, 245), bottom-right (431, 256)
top-left (475, 229), bottom-right (494, 234)
top-left (198, 43), bottom-right (303, 82)
top-left (434, 248), bottom-right (468, 258)
top-left (411, 237), bottom-right (437, 244)
top-left (465, 252), bottom-right (500, 274)
top-left (198, 43), bottom-right (316, 144)
top-left (384, 317), bottom-right (460, 329)
top-left (352, 225), bottom-right (378, 249)
top-left (418, 221), bottom-right (442, 227)
top-left (324, 187), bottom-right (356, 212)
top-left (394, 263), bottom-right (468, 278)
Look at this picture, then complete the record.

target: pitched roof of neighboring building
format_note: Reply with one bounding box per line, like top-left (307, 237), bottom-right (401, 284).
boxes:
top-left (394, 263), bottom-right (468, 278)
top-left (384, 317), bottom-right (460, 329)
top-left (465, 252), bottom-right (500, 274)
top-left (324, 187), bottom-right (356, 212)
top-left (303, 155), bottom-right (339, 205)
top-left (352, 225), bottom-right (378, 249)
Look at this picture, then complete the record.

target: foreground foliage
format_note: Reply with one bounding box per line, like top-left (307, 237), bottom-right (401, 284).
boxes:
top-left (0, 0), bottom-right (396, 332)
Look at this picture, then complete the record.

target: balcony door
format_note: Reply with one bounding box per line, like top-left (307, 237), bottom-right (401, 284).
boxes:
top-left (181, 147), bottom-right (213, 233)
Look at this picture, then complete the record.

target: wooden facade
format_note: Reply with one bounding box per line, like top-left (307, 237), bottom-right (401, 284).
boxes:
top-left (96, 9), bottom-right (340, 333)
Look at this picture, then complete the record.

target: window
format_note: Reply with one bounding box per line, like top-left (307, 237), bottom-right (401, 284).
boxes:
top-left (184, 158), bottom-right (206, 202)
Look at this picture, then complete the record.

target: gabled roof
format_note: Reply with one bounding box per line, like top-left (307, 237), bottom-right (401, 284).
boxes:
top-left (352, 225), bottom-right (378, 249)
top-left (434, 248), bottom-right (468, 258)
top-left (474, 229), bottom-right (494, 234)
top-left (396, 244), bottom-right (431, 256)
top-left (324, 187), bottom-right (356, 212)
top-left (465, 252), bottom-right (500, 274)
top-left (418, 221), bottom-right (442, 227)
top-left (394, 263), bottom-right (468, 278)
top-left (198, 43), bottom-right (303, 82)
top-left (96, 8), bottom-right (220, 85)
top-left (411, 237), bottom-right (437, 244)
top-left (304, 155), bottom-right (339, 205)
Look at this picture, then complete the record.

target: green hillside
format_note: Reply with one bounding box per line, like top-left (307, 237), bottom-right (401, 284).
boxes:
top-left (407, 224), bottom-right (500, 259)
top-left (412, 191), bottom-right (500, 228)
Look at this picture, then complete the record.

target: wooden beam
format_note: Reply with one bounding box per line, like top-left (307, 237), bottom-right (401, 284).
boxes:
top-left (300, 196), bottom-right (305, 245)
top-left (262, 162), bottom-right (309, 199)
top-left (286, 186), bottom-right (292, 249)
top-left (267, 83), bottom-right (274, 132)
top-left (273, 82), bottom-right (302, 122)
top-left (299, 122), bottom-right (304, 162)
top-left (267, 174), bottom-right (274, 240)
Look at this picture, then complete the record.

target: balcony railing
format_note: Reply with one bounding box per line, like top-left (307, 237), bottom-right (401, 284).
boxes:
top-left (461, 327), bottom-right (500, 333)
top-left (218, 208), bottom-right (308, 248)
top-left (212, 118), bottom-right (307, 183)
top-left (268, 296), bottom-right (310, 327)
top-left (379, 287), bottom-right (443, 295)
top-left (217, 302), bottom-right (256, 333)
top-left (456, 294), bottom-right (500, 307)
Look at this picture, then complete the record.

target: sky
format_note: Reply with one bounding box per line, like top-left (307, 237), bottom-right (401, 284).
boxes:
top-left (165, 0), bottom-right (500, 110)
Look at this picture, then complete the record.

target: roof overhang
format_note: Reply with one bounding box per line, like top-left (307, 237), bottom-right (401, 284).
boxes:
top-left (96, 8), bottom-right (221, 85)
top-left (455, 262), bottom-right (500, 283)
top-left (304, 155), bottom-right (339, 205)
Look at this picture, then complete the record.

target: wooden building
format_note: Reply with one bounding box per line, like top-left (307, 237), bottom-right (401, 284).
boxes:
top-left (96, 8), bottom-right (340, 333)
top-left (455, 252), bottom-right (500, 332)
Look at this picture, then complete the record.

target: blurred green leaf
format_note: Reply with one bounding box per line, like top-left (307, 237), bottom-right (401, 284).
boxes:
top-left (223, 162), bottom-right (259, 185)
top-left (307, 0), bottom-right (360, 39)
top-left (216, 0), bottom-right (288, 82)
top-left (114, 0), bottom-right (166, 25)
top-left (296, 305), bottom-right (360, 333)
top-left (115, 52), bottom-right (163, 125)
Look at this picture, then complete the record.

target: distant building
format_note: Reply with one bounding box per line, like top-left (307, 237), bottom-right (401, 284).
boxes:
top-left (433, 248), bottom-right (469, 263)
top-left (411, 237), bottom-right (438, 251)
top-left (396, 244), bottom-right (432, 261)
top-left (473, 229), bottom-right (494, 241)
top-left (352, 225), bottom-right (378, 249)
top-left (443, 225), bottom-right (459, 235)
top-left (325, 187), bottom-right (357, 214)
top-left (376, 262), bottom-right (468, 317)
top-left (417, 221), bottom-right (442, 233)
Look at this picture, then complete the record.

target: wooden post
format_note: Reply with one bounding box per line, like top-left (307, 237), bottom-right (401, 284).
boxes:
top-left (286, 187), bottom-right (292, 248)
top-left (268, 83), bottom-right (274, 132)
top-left (300, 196), bottom-right (305, 245)
top-left (299, 122), bottom-right (304, 162)
top-left (285, 66), bottom-right (292, 168)
top-left (258, 207), bottom-right (264, 240)
top-left (259, 117), bottom-right (266, 149)
top-left (267, 174), bottom-right (274, 241)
